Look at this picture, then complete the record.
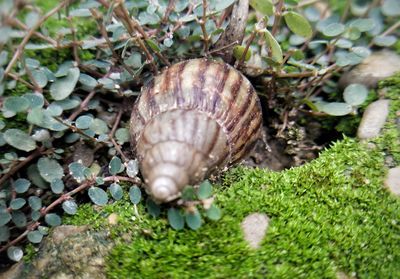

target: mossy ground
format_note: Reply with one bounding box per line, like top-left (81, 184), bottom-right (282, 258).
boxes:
top-left (65, 75), bottom-right (400, 278)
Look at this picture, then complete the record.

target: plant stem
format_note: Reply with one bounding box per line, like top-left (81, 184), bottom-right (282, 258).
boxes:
top-left (4, 0), bottom-right (70, 75)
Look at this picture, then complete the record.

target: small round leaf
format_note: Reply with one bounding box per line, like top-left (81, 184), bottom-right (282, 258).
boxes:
top-left (129, 186), bottom-right (141, 204)
top-left (37, 157), bottom-right (64, 183)
top-left (283, 11), bottom-right (312, 38)
top-left (4, 129), bottom-right (36, 152)
top-left (45, 213), bottom-right (62, 227)
top-left (88, 186), bottom-right (108, 206)
top-left (10, 198), bottom-right (26, 210)
top-left (7, 246), bottom-right (23, 262)
top-left (343, 84), bottom-right (368, 106)
top-left (206, 204), bottom-right (222, 221)
top-left (109, 156), bottom-right (122, 175)
top-left (75, 115), bottom-right (93, 129)
top-left (109, 183), bottom-right (123, 200)
top-left (62, 200), bottom-right (78, 215)
top-left (185, 210), bottom-right (202, 230)
top-left (321, 102), bottom-right (353, 116)
top-left (168, 208), bottom-right (184, 230)
top-left (4, 96), bottom-right (30, 113)
top-left (14, 178), bottom-right (31, 193)
top-left (197, 180), bottom-right (213, 200)
top-left (50, 67), bottom-right (80, 100)
top-left (28, 196), bottom-right (42, 211)
top-left (50, 178), bottom-right (64, 194)
top-left (126, 159), bottom-right (139, 178)
top-left (27, 230), bottom-right (43, 243)
top-left (146, 198), bottom-right (160, 217)
top-left (0, 226), bottom-right (10, 242)
top-left (0, 212), bottom-right (11, 226)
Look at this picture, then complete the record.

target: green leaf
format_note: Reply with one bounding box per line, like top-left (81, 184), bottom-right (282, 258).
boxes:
top-left (79, 73), bottom-right (98, 89)
top-left (10, 198), bottom-right (26, 210)
top-left (182, 185), bottom-right (196, 201)
top-left (45, 213), bottom-right (61, 227)
top-left (233, 46), bottom-right (251, 62)
top-left (12, 211), bottom-right (27, 227)
top-left (126, 159), bottom-right (139, 177)
top-left (4, 96), bottom-right (30, 112)
top-left (349, 18), bottom-right (375, 32)
top-left (4, 129), bottom-right (36, 152)
top-left (138, 11), bottom-right (160, 25)
top-left (88, 186), bottom-right (108, 206)
top-left (89, 118), bottom-right (109, 134)
top-left (125, 53), bottom-right (142, 69)
top-left (320, 102), bottom-right (352, 116)
top-left (206, 204), bottom-right (222, 220)
top-left (23, 93), bottom-right (44, 109)
top-left (168, 208), bottom-right (184, 230)
top-left (27, 230), bottom-right (43, 243)
top-left (382, 0), bottom-right (400, 16)
top-left (214, 0), bottom-right (236, 12)
top-left (75, 115), bottom-right (93, 129)
top-left (373, 36), bottom-right (397, 47)
top-left (115, 128), bottom-right (130, 144)
top-left (283, 11), bottom-right (312, 39)
top-left (50, 178), bottom-right (64, 194)
top-left (32, 69), bottom-right (48, 88)
top-left (185, 210), bottom-right (202, 230)
top-left (14, 178), bottom-right (31, 193)
top-left (109, 183), bottom-right (123, 200)
top-left (7, 246), bottom-right (23, 262)
top-left (146, 198), bottom-right (160, 217)
top-left (69, 162), bottom-right (87, 183)
top-left (0, 212), bottom-right (11, 226)
top-left (145, 39), bottom-right (160, 52)
top-left (249, 0), bottom-right (274, 16)
top-left (37, 157), bottom-right (64, 182)
top-left (109, 156), bottom-right (122, 175)
top-left (0, 226), bottom-right (10, 242)
top-left (197, 180), bottom-right (213, 200)
top-left (343, 84), bottom-right (368, 106)
top-left (28, 196), bottom-right (42, 211)
top-left (264, 29), bottom-right (283, 64)
top-left (129, 186), bottom-right (142, 204)
top-left (50, 67), bottom-right (80, 100)
top-left (322, 23), bottom-right (345, 37)
top-left (62, 200), bottom-right (78, 215)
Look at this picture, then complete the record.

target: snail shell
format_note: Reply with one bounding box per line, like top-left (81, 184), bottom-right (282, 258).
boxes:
top-left (130, 58), bottom-right (262, 203)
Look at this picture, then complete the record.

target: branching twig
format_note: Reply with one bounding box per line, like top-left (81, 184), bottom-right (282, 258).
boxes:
top-left (4, 0), bottom-right (70, 75)
top-left (0, 147), bottom-right (45, 188)
top-left (109, 109), bottom-right (129, 162)
top-left (199, 0), bottom-right (210, 55)
top-left (68, 90), bottom-right (97, 121)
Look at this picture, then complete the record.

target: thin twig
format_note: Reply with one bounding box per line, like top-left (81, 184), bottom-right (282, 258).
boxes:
top-left (200, 0), bottom-right (210, 55)
top-left (271, 0), bottom-right (284, 36)
top-left (0, 147), bottom-right (45, 188)
top-left (4, 0), bottom-right (70, 75)
top-left (68, 90), bottom-right (97, 121)
top-left (90, 8), bottom-right (136, 76)
top-left (109, 109), bottom-right (129, 162)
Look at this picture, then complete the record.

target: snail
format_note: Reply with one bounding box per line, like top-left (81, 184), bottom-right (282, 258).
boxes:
top-left (130, 58), bottom-right (263, 203)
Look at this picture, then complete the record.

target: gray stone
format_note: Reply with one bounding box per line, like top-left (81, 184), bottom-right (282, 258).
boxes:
top-left (241, 213), bottom-right (270, 249)
top-left (22, 226), bottom-right (113, 279)
top-left (357, 99), bottom-right (390, 139)
top-left (0, 262), bottom-right (24, 279)
top-left (339, 50), bottom-right (400, 89)
top-left (385, 167), bottom-right (400, 196)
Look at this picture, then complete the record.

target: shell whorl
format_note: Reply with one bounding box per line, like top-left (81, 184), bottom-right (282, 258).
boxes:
top-left (130, 58), bottom-right (262, 202)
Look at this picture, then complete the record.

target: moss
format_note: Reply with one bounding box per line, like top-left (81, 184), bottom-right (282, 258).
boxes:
top-left (61, 78), bottom-right (400, 279)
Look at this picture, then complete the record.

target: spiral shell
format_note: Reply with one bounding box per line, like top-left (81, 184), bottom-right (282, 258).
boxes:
top-left (130, 58), bottom-right (262, 202)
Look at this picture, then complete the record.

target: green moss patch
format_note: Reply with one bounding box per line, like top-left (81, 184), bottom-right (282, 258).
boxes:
top-left (65, 76), bottom-right (400, 278)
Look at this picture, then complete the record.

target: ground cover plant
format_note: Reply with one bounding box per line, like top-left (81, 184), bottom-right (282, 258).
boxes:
top-left (0, 0), bottom-right (399, 275)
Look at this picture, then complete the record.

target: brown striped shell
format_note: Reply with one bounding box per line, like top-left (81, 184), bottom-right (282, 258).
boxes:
top-left (130, 58), bottom-right (262, 203)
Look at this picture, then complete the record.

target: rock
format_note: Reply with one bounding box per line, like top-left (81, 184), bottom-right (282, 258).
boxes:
top-left (107, 213), bottom-right (118, 225)
top-left (339, 50), bottom-right (400, 89)
top-left (357, 99), bottom-right (390, 139)
top-left (241, 213), bottom-right (270, 249)
top-left (22, 226), bottom-right (114, 279)
top-left (51, 225), bottom-right (89, 245)
top-left (385, 167), bottom-right (400, 196)
top-left (0, 262), bottom-right (24, 279)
